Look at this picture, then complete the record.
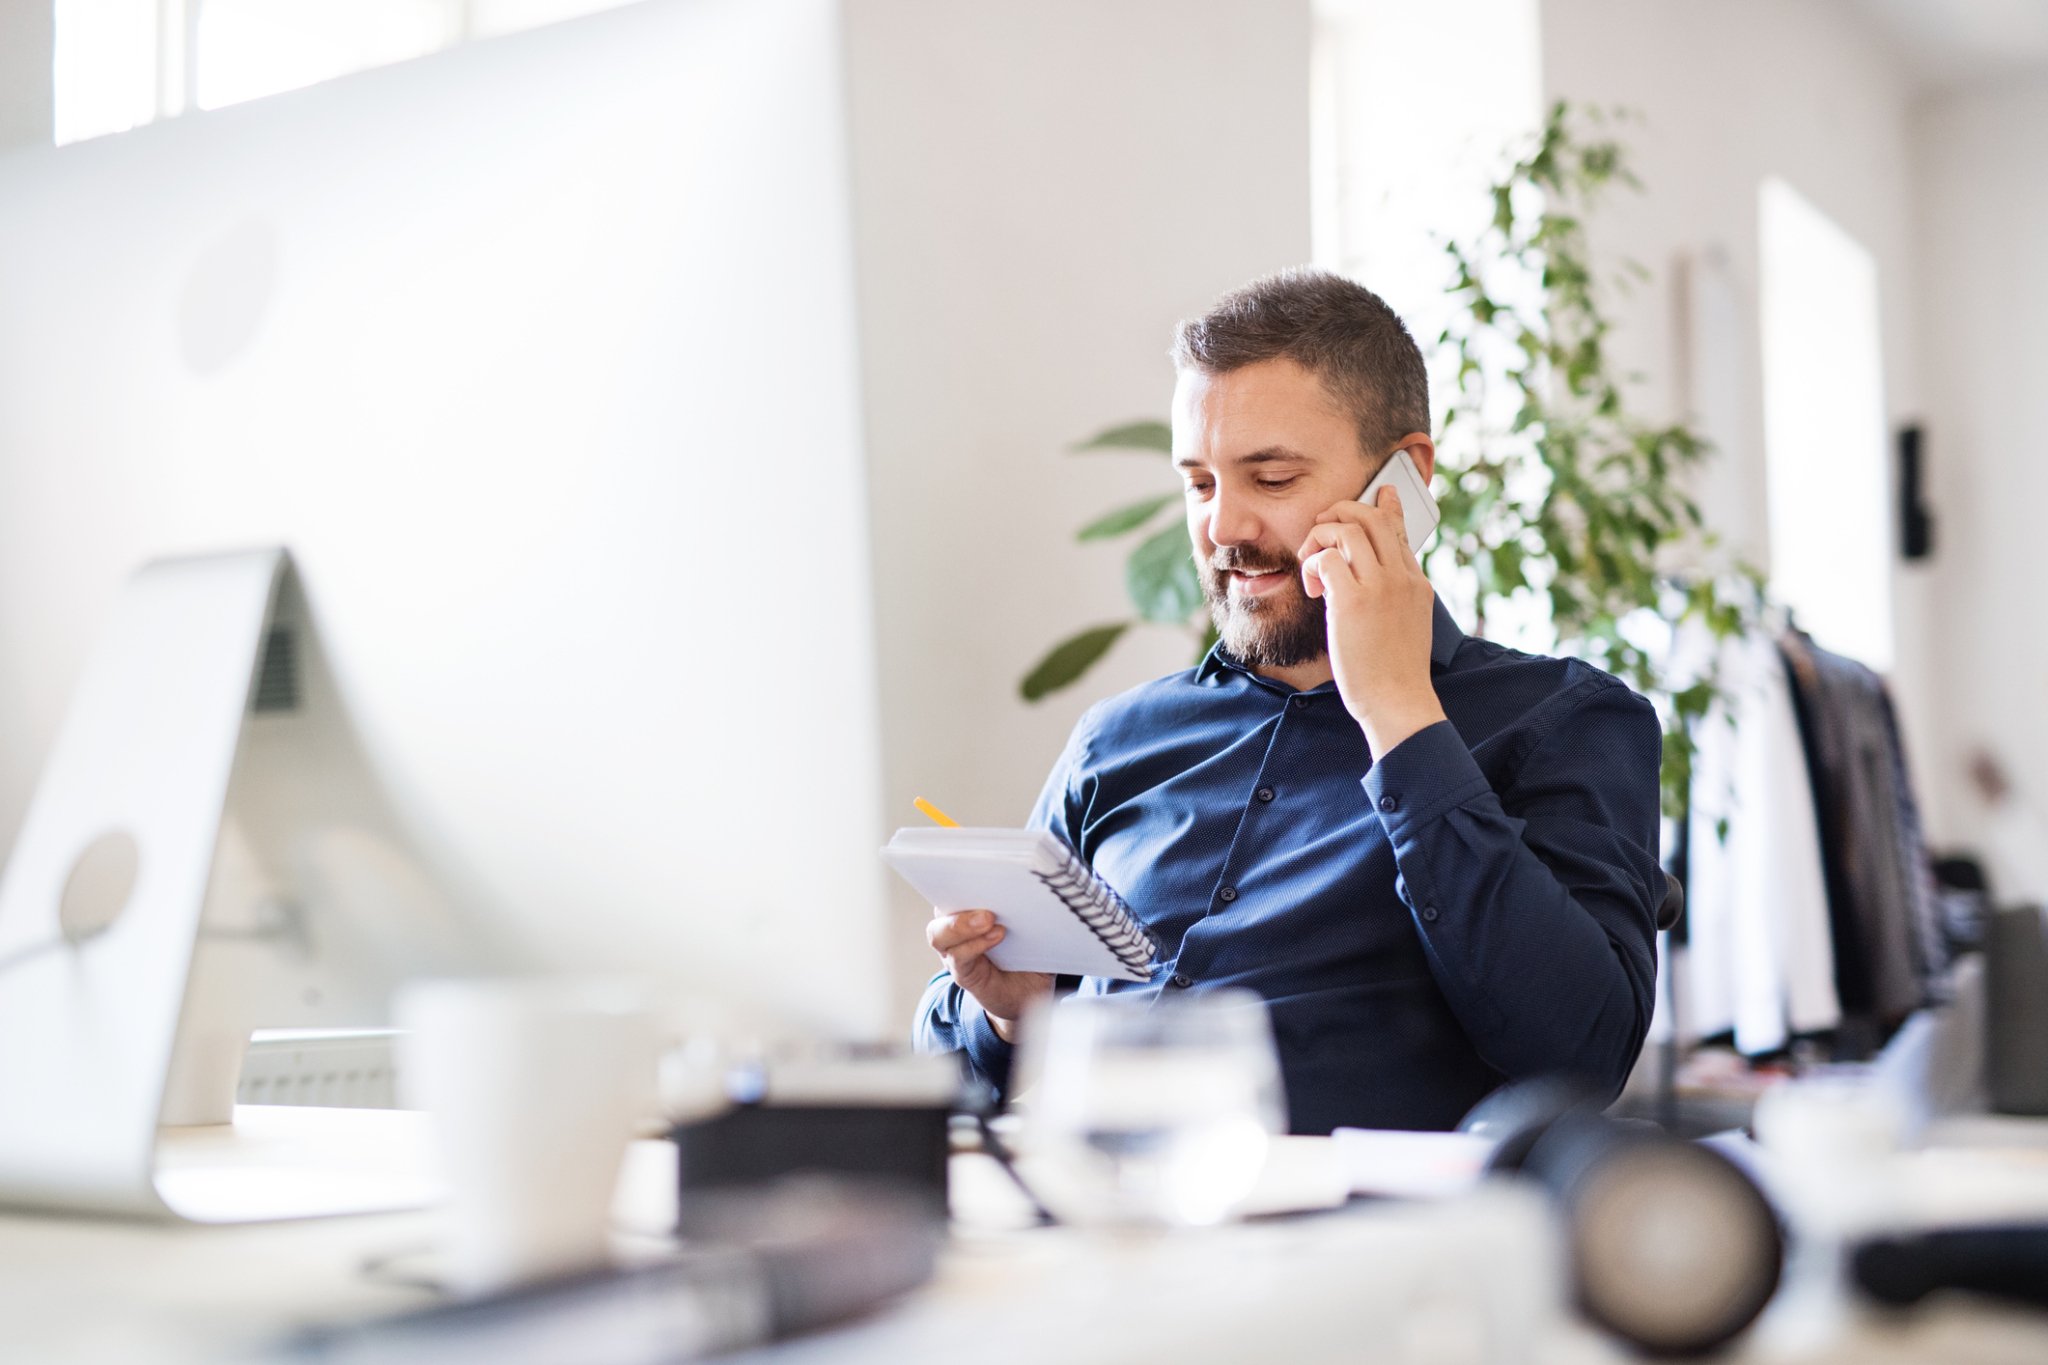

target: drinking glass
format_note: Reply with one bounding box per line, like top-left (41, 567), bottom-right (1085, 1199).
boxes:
top-left (1022, 989), bottom-right (1284, 1228)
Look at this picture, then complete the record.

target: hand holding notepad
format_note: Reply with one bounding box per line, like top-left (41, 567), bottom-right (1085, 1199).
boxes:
top-left (882, 826), bottom-right (1159, 982)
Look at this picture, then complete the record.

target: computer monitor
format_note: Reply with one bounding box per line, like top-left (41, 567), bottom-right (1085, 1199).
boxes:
top-left (0, 0), bottom-right (892, 1186)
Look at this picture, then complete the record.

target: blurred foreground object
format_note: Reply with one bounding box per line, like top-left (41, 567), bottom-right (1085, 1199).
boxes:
top-left (1467, 1078), bottom-right (1784, 1356)
top-left (1853, 1223), bottom-right (2048, 1313)
top-left (1020, 989), bottom-right (1284, 1228)
top-left (671, 1049), bottom-right (959, 1231)
top-left (277, 1178), bottom-right (942, 1365)
top-left (1514, 1109), bottom-right (1783, 1355)
top-left (396, 977), bottom-right (656, 1297)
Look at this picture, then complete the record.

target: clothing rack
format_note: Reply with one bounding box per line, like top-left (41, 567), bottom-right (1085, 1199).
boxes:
top-left (1648, 622), bottom-right (1957, 1127)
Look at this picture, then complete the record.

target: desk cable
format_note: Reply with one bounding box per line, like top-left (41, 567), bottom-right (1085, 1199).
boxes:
top-left (968, 1111), bottom-right (1058, 1227)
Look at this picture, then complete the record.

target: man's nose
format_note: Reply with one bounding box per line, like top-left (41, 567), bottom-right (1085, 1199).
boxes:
top-left (1204, 485), bottom-right (1261, 548)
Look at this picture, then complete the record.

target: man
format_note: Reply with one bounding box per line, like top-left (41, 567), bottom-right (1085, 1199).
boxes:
top-left (914, 269), bottom-right (1664, 1134)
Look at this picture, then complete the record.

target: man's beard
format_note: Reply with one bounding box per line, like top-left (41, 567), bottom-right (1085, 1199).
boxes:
top-left (1199, 547), bottom-right (1328, 669)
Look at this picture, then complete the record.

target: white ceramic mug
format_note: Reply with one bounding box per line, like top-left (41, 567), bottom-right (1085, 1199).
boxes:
top-left (396, 976), bottom-right (656, 1297)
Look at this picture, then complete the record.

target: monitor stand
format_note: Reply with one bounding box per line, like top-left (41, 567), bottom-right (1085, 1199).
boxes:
top-left (0, 548), bottom-right (470, 1221)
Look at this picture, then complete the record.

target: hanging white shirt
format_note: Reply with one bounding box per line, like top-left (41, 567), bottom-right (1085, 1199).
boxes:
top-left (1683, 632), bottom-right (1839, 1054)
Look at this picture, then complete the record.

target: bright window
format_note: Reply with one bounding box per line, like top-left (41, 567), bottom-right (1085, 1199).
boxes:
top-left (1309, 0), bottom-right (1546, 644)
top-left (54, 0), bottom-right (633, 146)
top-left (1757, 177), bottom-right (1895, 670)
top-left (52, 0), bottom-right (163, 145)
top-left (195, 0), bottom-right (459, 113)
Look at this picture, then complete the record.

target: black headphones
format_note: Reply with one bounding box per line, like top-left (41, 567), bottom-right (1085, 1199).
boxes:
top-left (1461, 1079), bottom-right (1785, 1357)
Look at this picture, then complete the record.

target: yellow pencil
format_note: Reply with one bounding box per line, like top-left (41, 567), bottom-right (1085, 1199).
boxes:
top-left (913, 796), bottom-right (960, 828)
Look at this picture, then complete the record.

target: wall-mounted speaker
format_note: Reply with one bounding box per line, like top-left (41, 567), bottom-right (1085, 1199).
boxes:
top-left (1900, 424), bottom-right (1935, 560)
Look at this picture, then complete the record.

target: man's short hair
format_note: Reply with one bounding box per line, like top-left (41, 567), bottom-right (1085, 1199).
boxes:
top-left (1172, 268), bottom-right (1430, 456)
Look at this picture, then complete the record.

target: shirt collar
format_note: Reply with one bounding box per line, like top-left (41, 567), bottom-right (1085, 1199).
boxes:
top-left (1195, 594), bottom-right (1465, 683)
top-left (1428, 595), bottom-right (1464, 670)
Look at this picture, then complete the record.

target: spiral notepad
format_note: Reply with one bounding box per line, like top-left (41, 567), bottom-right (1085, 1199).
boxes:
top-left (881, 827), bottom-right (1158, 982)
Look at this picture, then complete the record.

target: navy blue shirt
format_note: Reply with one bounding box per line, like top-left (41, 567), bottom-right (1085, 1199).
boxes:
top-left (914, 599), bottom-right (1664, 1135)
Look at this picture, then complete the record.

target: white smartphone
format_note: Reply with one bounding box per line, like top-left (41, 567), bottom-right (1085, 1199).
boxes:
top-left (1359, 448), bottom-right (1442, 556)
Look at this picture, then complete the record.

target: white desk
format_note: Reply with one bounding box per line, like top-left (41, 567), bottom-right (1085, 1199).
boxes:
top-left (1, 1121), bottom-right (1600, 1365)
top-left (5, 1109), bottom-right (2048, 1365)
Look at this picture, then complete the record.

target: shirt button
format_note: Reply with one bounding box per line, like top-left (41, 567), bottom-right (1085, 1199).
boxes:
top-left (1378, 794), bottom-right (1399, 813)
top-left (1170, 973), bottom-right (1193, 989)
top-left (1255, 786), bottom-right (1276, 803)
top-left (1291, 696), bottom-right (1309, 711)
top-left (1421, 905), bottom-right (1440, 922)
top-left (1218, 886), bottom-right (1238, 903)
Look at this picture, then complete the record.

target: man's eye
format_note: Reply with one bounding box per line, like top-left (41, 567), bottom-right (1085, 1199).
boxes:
top-left (1257, 477), bottom-right (1300, 491)
top-left (1185, 482), bottom-right (1214, 497)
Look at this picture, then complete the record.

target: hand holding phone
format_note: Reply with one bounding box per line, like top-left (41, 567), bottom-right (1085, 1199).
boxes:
top-left (1299, 444), bottom-right (1448, 752)
top-left (1358, 448), bottom-right (1441, 556)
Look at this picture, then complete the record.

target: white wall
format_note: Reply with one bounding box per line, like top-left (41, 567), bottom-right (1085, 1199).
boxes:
top-left (842, 0), bottom-right (1313, 1016)
top-left (1912, 76), bottom-right (2048, 856)
top-left (1538, 0), bottom-right (1951, 833)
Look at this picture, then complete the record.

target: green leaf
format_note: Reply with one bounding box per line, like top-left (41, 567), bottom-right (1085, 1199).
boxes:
top-left (1019, 622), bottom-right (1130, 701)
top-left (1076, 494), bottom-right (1176, 541)
top-left (1126, 521), bottom-right (1205, 624)
top-left (1490, 543), bottom-right (1528, 592)
top-left (1073, 420), bottom-right (1173, 455)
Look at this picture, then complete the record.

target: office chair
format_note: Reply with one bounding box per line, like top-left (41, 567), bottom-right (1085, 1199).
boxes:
top-left (1657, 871), bottom-right (1685, 933)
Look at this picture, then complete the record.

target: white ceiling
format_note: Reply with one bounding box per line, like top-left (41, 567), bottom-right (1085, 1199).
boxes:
top-left (1848, 0), bottom-right (2048, 91)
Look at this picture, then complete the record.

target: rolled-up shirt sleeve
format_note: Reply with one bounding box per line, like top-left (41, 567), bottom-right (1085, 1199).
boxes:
top-left (1360, 678), bottom-right (1663, 1096)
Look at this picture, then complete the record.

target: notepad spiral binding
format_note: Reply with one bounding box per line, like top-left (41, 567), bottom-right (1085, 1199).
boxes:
top-left (1031, 855), bottom-right (1157, 974)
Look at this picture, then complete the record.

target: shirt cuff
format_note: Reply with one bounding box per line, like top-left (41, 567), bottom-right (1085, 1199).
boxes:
top-left (962, 1000), bottom-right (1016, 1080)
top-left (1361, 719), bottom-right (1492, 832)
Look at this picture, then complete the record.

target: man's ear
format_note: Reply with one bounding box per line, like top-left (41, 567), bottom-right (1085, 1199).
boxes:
top-left (1392, 433), bottom-right (1436, 486)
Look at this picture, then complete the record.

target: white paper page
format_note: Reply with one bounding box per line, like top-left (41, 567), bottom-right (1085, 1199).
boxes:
top-left (881, 829), bottom-right (1153, 982)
